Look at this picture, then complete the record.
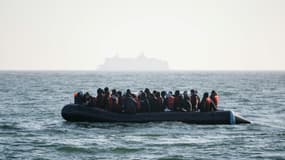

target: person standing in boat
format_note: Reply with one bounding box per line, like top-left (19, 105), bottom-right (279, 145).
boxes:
top-left (210, 90), bottom-right (219, 109)
top-left (200, 92), bottom-right (217, 112)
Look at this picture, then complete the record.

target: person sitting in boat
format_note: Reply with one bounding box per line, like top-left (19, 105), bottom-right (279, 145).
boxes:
top-left (144, 88), bottom-right (151, 97)
top-left (95, 88), bottom-right (104, 109)
top-left (161, 91), bottom-right (167, 110)
top-left (82, 92), bottom-right (90, 105)
top-left (148, 91), bottom-right (156, 112)
top-left (200, 92), bottom-right (217, 112)
top-left (165, 91), bottom-right (174, 111)
top-left (103, 88), bottom-right (111, 110)
top-left (210, 90), bottom-right (219, 108)
top-left (153, 91), bottom-right (163, 112)
top-left (132, 93), bottom-right (141, 112)
top-left (173, 90), bottom-right (183, 111)
top-left (190, 89), bottom-right (199, 111)
top-left (74, 91), bottom-right (83, 104)
top-left (181, 91), bottom-right (192, 112)
top-left (139, 92), bottom-right (151, 112)
top-left (110, 89), bottom-right (121, 113)
top-left (117, 91), bottom-right (123, 112)
top-left (123, 89), bottom-right (137, 113)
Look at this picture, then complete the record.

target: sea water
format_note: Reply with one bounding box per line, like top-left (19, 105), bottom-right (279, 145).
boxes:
top-left (0, 71), bottom-right (284, 160)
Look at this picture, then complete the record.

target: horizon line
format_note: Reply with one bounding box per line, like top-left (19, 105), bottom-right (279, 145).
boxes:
top-left (0, 69), bottom-right (284, 72)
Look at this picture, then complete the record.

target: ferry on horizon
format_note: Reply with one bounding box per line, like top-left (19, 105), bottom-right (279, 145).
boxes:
top-left (97, 54), bottom-right (169, 71)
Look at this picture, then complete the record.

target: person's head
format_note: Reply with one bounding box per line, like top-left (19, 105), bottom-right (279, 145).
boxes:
top-left (84, 92), bottom-right (90, 98)
top-left (126, 89), bottom-right (131, 96)
top-left (203, 92), bottom-right (209, 99)
top-left (211, 90), bottom-right (217, 96)
top-left (141, 92), bottom-right (146, 98)
top-left (111, 89), bottom-right (117, 95)
top-left (97, 88), bottom-right (103, 95)
top-left (161, 91), bottom-right (166, 97)
top-left (175, 90), bottom-right (180, 96)
top-left (183, 91), bottom-right (188, 96)
top-left (191, 89), bottom-right (195, 95)
top-left (144, 88), bottom-right (150, 94)
top-left (153, 90), bottom-right (157, 95)
top-left (167, 91), bottom-right (172, 98)
top-left (117, 91), bottom-right (122, 97)
top-left (155, 91), bottom-right (160, 98)
top-left (104, 87), bottom-right (109, 93)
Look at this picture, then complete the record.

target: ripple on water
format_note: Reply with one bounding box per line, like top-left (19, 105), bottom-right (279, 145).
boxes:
top-left (0, 72), bottom-right (285, 160)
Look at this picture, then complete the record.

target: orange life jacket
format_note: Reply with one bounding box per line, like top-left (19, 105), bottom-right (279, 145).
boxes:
top-left (213, 95), bottom-right (219, 107)
top-left (206, 97), bottom-right (212, 105)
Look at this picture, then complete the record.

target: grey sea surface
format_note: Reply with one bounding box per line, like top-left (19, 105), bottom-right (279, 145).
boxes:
top-left (0, 71), bottom-right (284, 160)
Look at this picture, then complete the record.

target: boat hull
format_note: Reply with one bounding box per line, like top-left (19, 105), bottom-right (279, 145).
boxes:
top-left (61, 104), bottom-right (250, 124)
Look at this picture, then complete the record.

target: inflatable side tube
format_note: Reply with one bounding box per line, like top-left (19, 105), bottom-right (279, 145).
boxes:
top-left (61, 104), bottom-right (250, 124)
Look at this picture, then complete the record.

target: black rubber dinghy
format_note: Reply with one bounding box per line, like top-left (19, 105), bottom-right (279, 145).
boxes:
top-left (61, 104), bottom-right (250, 125)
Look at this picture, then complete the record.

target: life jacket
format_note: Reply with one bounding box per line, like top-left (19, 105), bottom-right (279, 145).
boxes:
top-left (134, 96), bottom-right (141, 111)
top-left (206, 97), bottom-right (211, 105)
top-left (206, 97), bottom-right (212, 111)
top-left (74, 92), bottom-right (79, 104)
top-left (213, 95), bottom-right (219, 107)
top-left (174, 96), bottom-right (182, 111)
top-left (109, 95), bottom-right (120, 112)
top-left (167, 96), bottom-right (175, 110)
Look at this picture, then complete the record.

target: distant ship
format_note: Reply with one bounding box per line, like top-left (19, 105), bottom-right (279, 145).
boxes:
top-left (97, 54), bottom-right (169, 71)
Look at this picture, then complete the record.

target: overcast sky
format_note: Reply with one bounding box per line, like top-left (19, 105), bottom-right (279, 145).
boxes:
top-left (0, 0), bottom-right (284, 70)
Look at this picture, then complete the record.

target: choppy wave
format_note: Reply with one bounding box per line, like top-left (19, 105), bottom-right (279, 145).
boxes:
top-left (0, 71), bottom-right (285, 160)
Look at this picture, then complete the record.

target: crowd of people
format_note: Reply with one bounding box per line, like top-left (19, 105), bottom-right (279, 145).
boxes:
top-left (74, 88), bottom-right (219, 113)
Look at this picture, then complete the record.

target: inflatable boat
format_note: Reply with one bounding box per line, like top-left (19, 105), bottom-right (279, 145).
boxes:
top-left (61, 104), bottom-right (250, 124)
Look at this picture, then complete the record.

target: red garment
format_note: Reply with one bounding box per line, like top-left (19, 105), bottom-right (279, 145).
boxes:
top-left (167, 96), bottom-right (175, 109)
top-left (213, 95), bottom-right (219, 107)
top-left (206, 97), bottom-right (212, 104)
top-left (135, 96), bottom-right (141, 111)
